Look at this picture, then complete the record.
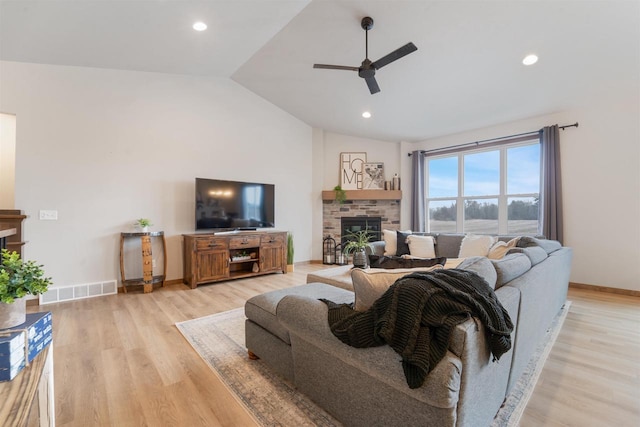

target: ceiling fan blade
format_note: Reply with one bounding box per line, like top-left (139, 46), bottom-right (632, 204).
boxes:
top-left (313, 64), bottom-right (359, 71)
top-left (371, 42), bottom-right (418, 70)
top-left (365, 76), bottom-right (380, 94)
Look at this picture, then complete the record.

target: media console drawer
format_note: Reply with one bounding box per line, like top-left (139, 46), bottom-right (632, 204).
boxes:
top-left (229, 236), bottom-right (261, 249)
top-left (195, 237), bottom-right (229, 250)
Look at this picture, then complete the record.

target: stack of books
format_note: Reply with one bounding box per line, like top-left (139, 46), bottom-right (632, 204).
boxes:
top-left (0, 312), bottom-right (53, 381)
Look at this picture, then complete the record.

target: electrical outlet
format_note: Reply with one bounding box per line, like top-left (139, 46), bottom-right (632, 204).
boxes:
top-left (152, 259), bottom-right (157, 268)
top-left (39, 210), bottom-right (58, 220)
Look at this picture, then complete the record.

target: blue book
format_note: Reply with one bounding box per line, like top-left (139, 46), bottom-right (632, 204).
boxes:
top-left (0, 311), bottom-right (53, 381)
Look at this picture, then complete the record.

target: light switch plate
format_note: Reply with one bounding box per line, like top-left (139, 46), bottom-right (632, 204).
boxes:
top-left (39, 210), bottom-right (58, 220)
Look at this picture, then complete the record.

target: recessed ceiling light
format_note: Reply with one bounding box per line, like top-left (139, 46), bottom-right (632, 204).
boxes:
top-left (193, 22), bottom-right (207, 31)
top-left (522, 54), bottom-right (538, 66)
top-left (362, 111), bottom-right (371, 119)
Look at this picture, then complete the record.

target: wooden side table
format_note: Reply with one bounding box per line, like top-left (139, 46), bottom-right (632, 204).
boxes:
top-left (0, 345), bottom-right (54, 427)
top-left (119, 231), bottom-right (167, 293)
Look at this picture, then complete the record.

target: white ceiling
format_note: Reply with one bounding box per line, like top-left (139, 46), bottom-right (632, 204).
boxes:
top-left (1, 0), bottom-right (638, 142)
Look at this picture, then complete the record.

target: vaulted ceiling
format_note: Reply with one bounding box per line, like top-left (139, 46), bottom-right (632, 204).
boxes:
top-left (1, 0), bottom-right (638, 142)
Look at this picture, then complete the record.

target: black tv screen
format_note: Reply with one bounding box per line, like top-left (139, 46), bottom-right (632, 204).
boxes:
top-left (195, 178), bottom-right (275, 231)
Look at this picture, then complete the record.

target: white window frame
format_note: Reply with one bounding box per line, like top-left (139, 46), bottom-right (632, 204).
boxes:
top-left (426, 138), bottom-right (540, 234)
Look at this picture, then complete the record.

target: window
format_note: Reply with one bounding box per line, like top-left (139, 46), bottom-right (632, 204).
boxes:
top-left (426, 140), bottom-right (540, 234)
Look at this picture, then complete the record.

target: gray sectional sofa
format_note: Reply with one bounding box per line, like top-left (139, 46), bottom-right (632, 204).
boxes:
top-left (244, 234), bottom-right (573, 427)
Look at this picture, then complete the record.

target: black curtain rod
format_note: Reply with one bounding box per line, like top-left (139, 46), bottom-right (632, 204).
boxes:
top-left (408, 122), bottom-right (579, 156)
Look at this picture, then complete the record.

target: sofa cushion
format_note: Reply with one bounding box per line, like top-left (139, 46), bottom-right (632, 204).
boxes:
top-left (245, 282), bottom-right (354, 344)
top-left (458, 234), bottom-right (497, 258)
top-left (434, 234), bottom-right (464, 258)
top-left (455, 257), bottom-right (497, 289)
top-left (351, 266), bottom-right (443, 311)
top-left (491, 253), bottom-right (532, 288)
top-left (517, 236), bottom-right (562, 254)
top-left (487, 237), bottom-right (520, 259)
top-left (507, 246), bottom-right (548, 266)
top-left (368, 255), bottom-right (446, 269)
top-left (407, 235), bottom-right (437, 258)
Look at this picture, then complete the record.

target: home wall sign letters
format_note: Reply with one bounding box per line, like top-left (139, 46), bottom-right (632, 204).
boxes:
top-left (340, 152), bottom-right (367, 189)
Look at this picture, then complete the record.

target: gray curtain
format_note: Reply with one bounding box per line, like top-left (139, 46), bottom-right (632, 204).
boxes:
top-left (411, 151), bottom-right (426, 232)
top-left (540, 125), bottom-right (564, 243)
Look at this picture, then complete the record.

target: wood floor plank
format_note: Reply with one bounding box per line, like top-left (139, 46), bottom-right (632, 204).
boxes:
top-left (30, 264), bottom-right (640, 426)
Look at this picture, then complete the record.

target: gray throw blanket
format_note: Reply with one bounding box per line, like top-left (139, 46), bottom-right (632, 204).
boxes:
top-left (322, 269), bottom-right (513, 389)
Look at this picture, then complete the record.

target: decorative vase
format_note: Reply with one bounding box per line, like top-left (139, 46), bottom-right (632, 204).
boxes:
top-left (352, 250), bottom-right (368, 269)
top-left (141, 226), bottom-right (149, 233)
top-left (0, 297), bottom-right (27, 330)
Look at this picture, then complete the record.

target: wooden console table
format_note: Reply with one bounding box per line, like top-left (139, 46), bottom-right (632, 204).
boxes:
top-left (183, 231), bottom-right (287, 288)
top-left (119, 231), bottom-right (167, 293)
top-left (0, 209), bottom-right (26, 255)
top-left (0, 227), bottom-right (16, 250)
top-left (0, 346), bottom-right (55, 427)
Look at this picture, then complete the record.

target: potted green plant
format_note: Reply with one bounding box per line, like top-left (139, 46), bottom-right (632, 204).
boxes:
top-left (135, 218), bottom-right (153, 232)
top-left (341, 229), bottom-right (373, 268)
top-left (286, 233), bottom-right (295, 272)
top-left (0, 249), bottom-right (52, 329)
top-left (333, 185), bottom-right (347, 204)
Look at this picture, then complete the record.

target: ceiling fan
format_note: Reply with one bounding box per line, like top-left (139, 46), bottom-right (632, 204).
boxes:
top-left (313, 16), bottom-right (417, 95)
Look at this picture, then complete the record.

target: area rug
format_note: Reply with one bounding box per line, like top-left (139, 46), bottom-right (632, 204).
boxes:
top-left (176, 302), bottom-right (571, 427)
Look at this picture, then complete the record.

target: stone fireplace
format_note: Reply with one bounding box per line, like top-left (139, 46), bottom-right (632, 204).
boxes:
top-left (322, 199), bottom-right (401, 245)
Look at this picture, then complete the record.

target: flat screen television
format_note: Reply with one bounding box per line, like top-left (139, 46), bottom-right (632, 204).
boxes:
top-left (195, 178), bottom-right (275, 231)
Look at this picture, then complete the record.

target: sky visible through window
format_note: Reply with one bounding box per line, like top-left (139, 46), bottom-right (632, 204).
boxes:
top-left (428, 143), bottom-right (540, 197)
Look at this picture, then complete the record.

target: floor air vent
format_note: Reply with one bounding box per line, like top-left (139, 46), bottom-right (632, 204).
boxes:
top-left (39, 280), bottom-right (118, 305)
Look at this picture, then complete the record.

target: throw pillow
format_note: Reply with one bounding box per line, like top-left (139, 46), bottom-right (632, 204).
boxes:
top-left (382, 229), bottom-right (411, 256)
top-left (396, 230), bottom-right (412, 256)
top-left (368, 255), bottom-right (447, 269)
top-left (488, 237), bottom-right (521, 259)
top-left (351, 266), bottom-right (443, 311)
top-left (491, 253), bottom-right (532, 288)
top-left (407, 235), bottom-right (437, 258)
top-left (458, 234), bottom-right (497, 258)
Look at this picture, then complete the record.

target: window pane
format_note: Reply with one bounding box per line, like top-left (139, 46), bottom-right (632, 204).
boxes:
top-left (507, 144), bottom-right (540, 194)
top-left (464, 151), bottom-right (499, 196)
top-left (428, 200), bottom-right (457, 232)
top-left (428, 157), bottom-right (458, 198)
top-left (464, 199), bottom-right (498, 234)
top-left (508, 197), bottom-right (539, 234)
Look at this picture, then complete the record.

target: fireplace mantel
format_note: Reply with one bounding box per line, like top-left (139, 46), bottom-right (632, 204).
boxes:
top-left (321, 189), bottom-right (402, 201)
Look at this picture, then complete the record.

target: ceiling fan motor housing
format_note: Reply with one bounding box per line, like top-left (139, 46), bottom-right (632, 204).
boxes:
top-left (361, 16), bottom-right (374, 30)
top-left (359, 59), bottom-right (375, 78)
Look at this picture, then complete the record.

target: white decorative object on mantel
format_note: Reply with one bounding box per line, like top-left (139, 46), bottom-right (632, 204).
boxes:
top-left (340, 152), bottom-right (367, 189)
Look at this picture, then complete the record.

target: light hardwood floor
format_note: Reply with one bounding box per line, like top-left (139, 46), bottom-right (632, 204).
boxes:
top-left (29, 263), bottom-right (639, 427)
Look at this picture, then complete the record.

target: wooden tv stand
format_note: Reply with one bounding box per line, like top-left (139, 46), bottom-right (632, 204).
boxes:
top-left (182, 230), bottom-right (287, 288)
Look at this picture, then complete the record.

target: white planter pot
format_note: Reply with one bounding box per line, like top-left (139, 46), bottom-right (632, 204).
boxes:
top-left (0, 297), bottom-right (27, 330)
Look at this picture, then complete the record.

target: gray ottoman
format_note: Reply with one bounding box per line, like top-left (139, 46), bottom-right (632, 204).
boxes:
top-left (245, 282), bottom-right (354, 381)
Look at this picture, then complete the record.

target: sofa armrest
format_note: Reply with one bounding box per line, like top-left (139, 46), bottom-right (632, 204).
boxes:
top-left (450, 285), bottom-right (520, 427)
top-left (366, 240), bottom-right (386, 256)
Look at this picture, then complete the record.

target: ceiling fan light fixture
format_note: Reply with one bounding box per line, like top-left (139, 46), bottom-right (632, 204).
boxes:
top-left (193, 22), bottom-right (207, 31)
top-left (522, 54), bottom-right (538, 66)
top-left (362, 111), bottom-right (372, 118)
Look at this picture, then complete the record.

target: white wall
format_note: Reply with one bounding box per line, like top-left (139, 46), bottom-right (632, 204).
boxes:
top-left (407, 99), bottom-right (640, 291)
top-left (0, 61), bottom-right (313, 288)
